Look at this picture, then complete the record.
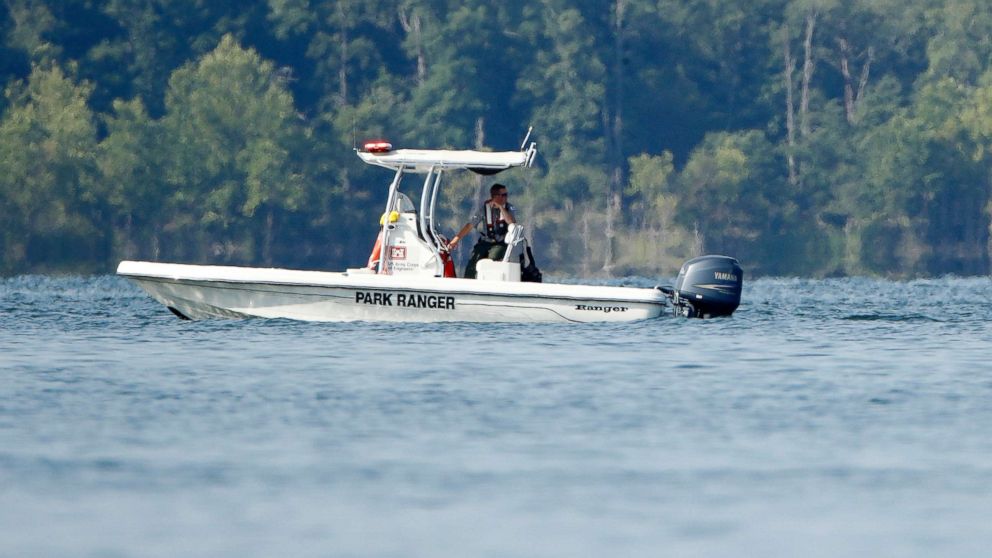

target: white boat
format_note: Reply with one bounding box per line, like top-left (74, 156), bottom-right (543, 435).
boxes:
top-left (118, 136), bottom-right (743, 323)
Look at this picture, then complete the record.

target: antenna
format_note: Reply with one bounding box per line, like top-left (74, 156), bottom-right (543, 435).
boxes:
top-left (520, 126), bottom-right (533, 151)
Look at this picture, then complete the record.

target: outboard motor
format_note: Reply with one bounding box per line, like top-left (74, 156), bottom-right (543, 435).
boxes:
top-left (660, 255), bottom-right (743, 318)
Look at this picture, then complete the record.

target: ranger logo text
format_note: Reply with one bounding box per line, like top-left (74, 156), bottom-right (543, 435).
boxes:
top-left (356, 291), bottom-right (455, 310)
top-left (575, 304), bottom-right (629, 313)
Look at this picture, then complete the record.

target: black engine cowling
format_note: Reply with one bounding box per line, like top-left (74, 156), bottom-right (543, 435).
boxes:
top-left (665, 255), bottom-right (743, 318)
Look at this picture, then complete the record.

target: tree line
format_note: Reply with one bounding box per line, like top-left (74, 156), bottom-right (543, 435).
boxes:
top-left (2, 0), bottom-right (992, 277)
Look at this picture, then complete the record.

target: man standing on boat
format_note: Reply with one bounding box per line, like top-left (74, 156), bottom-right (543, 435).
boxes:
top-left (447, 183), bottom-right (515, 279)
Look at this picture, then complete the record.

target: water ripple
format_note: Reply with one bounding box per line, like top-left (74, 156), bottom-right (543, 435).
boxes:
top-left (2, 274), bottom-right (992, 557)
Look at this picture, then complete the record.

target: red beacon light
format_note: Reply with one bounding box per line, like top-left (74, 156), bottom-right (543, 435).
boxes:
top-left (363, 140), bottom-right (392, 154)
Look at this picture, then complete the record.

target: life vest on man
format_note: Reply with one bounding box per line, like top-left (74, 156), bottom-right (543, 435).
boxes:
top-left (482, 204), bottom-right (511, 243)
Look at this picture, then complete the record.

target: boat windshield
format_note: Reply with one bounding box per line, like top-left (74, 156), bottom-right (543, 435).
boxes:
top-left (394, 192), bottom-right (416, 213)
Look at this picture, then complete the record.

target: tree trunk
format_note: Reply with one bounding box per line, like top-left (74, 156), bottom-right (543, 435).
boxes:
top-left (603, 0), bottom-right (627, 275)
top-left (581, 211), bottom-right (592, 277)
top-left (838, 37), bottom-right (873, 125)
top-left (838, 36), bottom-right (856, 124)
top-left (691, 223), bottom-right (703, 257)
top-left (800, 12), bottom-right (817, 137)
top-left (124, 213), bottom-right (134, 259)
top-left (856, 46), bottom-right (874, 112)
top-left (473, 117), bottom-right (486, 205)
top-left (337, 4), bottom-right (349, 106)
top-left (986, 175), bottom-right (992, 275)
top-left (398, 6), bottom-right (426, 84)
top-left (783, 25), bottom-right (798, 186)
top-left (264, 207), bottom-right (273, 266)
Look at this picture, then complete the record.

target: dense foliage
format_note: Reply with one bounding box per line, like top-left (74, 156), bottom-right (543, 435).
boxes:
top-left (2, 0), bottom-right (992, 277)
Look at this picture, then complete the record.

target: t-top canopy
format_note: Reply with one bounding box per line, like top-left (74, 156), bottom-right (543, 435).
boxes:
top-left (357, 145), bottom-right (537, 174)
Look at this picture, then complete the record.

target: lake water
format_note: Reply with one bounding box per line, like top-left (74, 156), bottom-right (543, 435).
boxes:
top-left (1, 274), bottom-right (991, 557)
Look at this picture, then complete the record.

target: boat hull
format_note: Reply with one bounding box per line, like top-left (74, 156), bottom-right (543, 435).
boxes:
top-left (118, 261), bottom-right (670, 323)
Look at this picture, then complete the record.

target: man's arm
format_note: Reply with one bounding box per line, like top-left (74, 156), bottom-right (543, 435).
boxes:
top-left (448, 222), bottom-right (475, 249)
top-left (498, 202), bottom-right (515, 224)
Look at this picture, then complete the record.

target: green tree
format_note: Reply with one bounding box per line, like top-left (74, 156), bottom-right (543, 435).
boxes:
top-left (841, 77), bottom-right (989, 276)
top-left (97, 97), bottom-right (166, 260)
top-left (0, 63), bottom-right (101, 273)
top-left (2, 0), bottom-right (60, 62)
top-left (88, 0), bottom-right (270, 115)
top-left (515, 2), bottom-right (609, 274)
top-left (675, 130), bottom-right (800, 275)
top-left (268, 0), bottom-right (399, 257)
top-left (158, 34), bottom-right (307, 264)
top-left (923, 0), bottom-right (992, 84)
top-left (615, 151), bottom-right (690, 273)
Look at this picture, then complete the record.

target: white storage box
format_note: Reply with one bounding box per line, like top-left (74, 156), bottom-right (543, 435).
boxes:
top-left (476, 259), bottom-right (521, 282)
